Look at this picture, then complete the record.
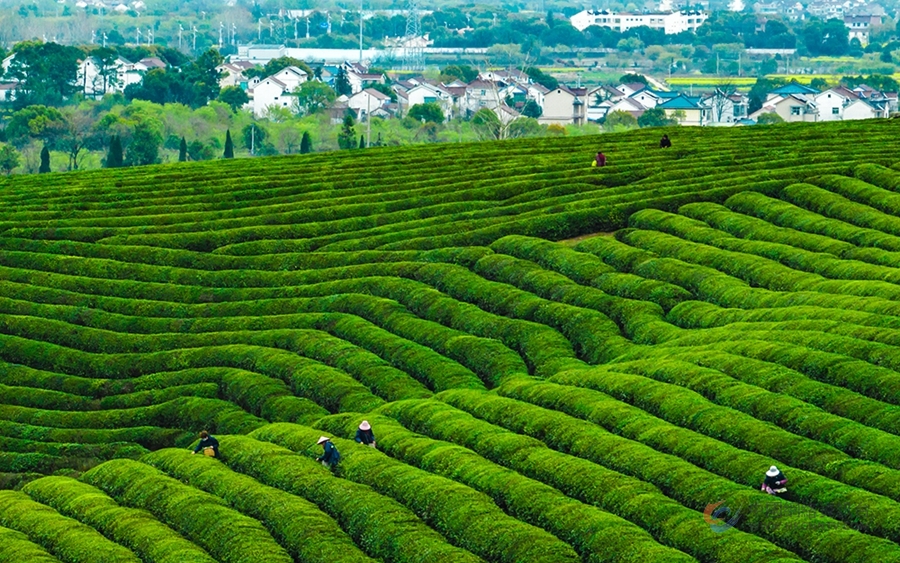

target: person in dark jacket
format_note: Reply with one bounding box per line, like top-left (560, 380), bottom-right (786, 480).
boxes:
top-left (316, 436), bottom-right (341, 469)
top-left (594, 151), bottom-right (607, 167)
top-left (355, 420), bottom-right (376, 449)
top-left (659, 134), bottom-right (672, 148)
top-left (761, 465), bottom-right (788, 496)
top-left (191, 430), bottom-right (219, 458)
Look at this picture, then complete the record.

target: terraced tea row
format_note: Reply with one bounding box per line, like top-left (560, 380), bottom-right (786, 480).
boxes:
top-left (4, 121), bottom-right (900, 563)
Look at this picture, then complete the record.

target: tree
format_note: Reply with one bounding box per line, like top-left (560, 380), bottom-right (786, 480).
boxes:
top-left (124, 120), bottom-right (162, 166)
top-left (6, 105), bottom-right (68, 149)
top-left (619, 73), bottom-right (649, 85)
top-left (334, 67), bottom-right (352, 96)
top-left (706, 83), bottom-right (738, 124)
top-left (39, 145), bottom-right (50, 173)
top-left (87, 47), bottom-right (120, 97)
top-left (604, 110), bottom-right (638, 131)
top-left (359, 134), bottom-right (366, 149)
top-left (337, 115), bottom-right (357, 149)
top-left (224, 129), bottom-right (235, 158)
top-left (242, 124), bottom-right (266, 153)
top-left (408, 102), bottom-right (445, 123)
top-left (802, 18), bottom-right (849, 56)
top-left (7, 41), bottom-right (81, 107)
top-left (178, 137), bottom-right (187, 162)
top-left (58, 105), bottom-right (104, 171)
top-left (521, 99), bottom-right (543, 118)
top-left (471, 107), bottom-right (502, 140)
top-left (440, 64), bottom-right (478, 83)
top-left (218, 86), bottom-right (250, 112)
top-left (637, 107), bottom-right (675, 128)
top-left (295, 81), bottom-right (336, 115)
top-left (523, 67), bottom-right (558, 90)
top-left (756, 113), bottom-right (785, 124)
top-left (105, 135), bottom-right (123, 168)
top-left (810, 77), bottom-right (829, 91)
top-left (300, 131), bottom-right (313, 154)
top-left (748, 77), bottom-right (786, 114)
top-left (181, 49), bottom-right (225, 107)
top-left (246, 57), bottom-right (314, 80)
top-left (0, 145), bottom-right (20, 175)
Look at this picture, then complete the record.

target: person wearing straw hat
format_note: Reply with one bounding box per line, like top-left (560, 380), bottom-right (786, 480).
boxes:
top-left (316, 436), bottom-right (341, 469)
top-left (354, 420), bottom-right (376, 449)
top-left (761, 465), bottom-right (788, 496)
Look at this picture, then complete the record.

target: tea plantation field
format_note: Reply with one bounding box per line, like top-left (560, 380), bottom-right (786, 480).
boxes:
top-left (3, 119), bottom-right (900, 563)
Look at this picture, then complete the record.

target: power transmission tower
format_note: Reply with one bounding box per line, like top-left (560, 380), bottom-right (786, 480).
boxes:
top-left (403, 0), bottom-right (423, 70)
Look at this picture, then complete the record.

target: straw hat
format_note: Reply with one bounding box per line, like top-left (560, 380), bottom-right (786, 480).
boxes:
top-left (359, 421), bottom-right (371, 431)
top-left (317, 436), bottom-right (330, 445)
top-left (766, 466), bottom-right (780, 477)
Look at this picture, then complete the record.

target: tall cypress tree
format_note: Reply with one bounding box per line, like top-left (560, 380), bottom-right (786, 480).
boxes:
top-left (223, 129), bottom-right (234, 159)
top-left (105, 135), bottom-right (123, 168)
top-left (178, 137), bottom-right (187, 162)
top-left (359, 134), bottom-right (366, 149)
top-left (300, 131), bottom-right (312, 154)
top-left (39, 145), bottom-right (51, 173)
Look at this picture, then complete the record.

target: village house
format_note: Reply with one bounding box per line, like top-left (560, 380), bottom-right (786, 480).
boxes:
top-left (658, 94), bottom-right (708, 126)
top-left (217, 61), bottom-right (255, 89)
top-left (248, 66), bottom-right (308, 117)
top-left (348, 88), bottom-right (391, 118)
top-left (539, 85), bottom-right (586, 126)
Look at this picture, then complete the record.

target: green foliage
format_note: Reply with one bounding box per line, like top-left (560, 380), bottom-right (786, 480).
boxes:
top-left (0, 145), bottom-right (20, 175)
top-left (408, 102), bottom-right (445, 124)
top-left (6, 105), bottom-right (67, 149)
top-left (105, 134), bottom-right (123, 168)
top-left (38, 145), bottom-right (50, 173)
top-left (604, 110), bottom-right (638, 131)
top-left (334, 67), bottom-right (352, 97)
top-left (178, 136), bottom-right (187, 162)
top-left (295, 81), bottom-right (336, 115)
top-left (124, 120), bottom-right (162, 166)
top-left (217, 86), bottom-right (250, 112)
top-left (300, 131), bottom-right (312, 153)
top-left (756, 112), bottom-right (785, 124)
top-left (637, 107), bottom-right (675, 128)
top-left (337, 114), bottom-right (356, 149)
top-left (224, 129), bottom-right (235, 159)
top-left (7, 41), bottom-right (81, 108)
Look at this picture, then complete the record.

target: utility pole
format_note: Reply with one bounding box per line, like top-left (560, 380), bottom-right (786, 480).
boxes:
top-left (136, 28), bottom-right (141, 45)
top-left (359, 0), bottom-right (363, 63)
top-left (178, 24), bottom-right (183, 50)
top-left (366, 93), bottom-right (371, 147)
top-left (306, 17), bottom-right (310, 38)
top-left (232, 23), bottom-right (237, 45)
top-left (192, 25), bottom-right (198, 52)
top-left (251, 126), bottom-right (255, 155)
top-left (102, 32), bottom-right (107, 48)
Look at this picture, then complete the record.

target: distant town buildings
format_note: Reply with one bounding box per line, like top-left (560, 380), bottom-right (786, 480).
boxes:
top-left (569, 9), bottom-right (708, 33)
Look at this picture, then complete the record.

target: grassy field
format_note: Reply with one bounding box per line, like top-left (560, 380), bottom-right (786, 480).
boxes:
top-left (3, 120), bottom-right (900, 563)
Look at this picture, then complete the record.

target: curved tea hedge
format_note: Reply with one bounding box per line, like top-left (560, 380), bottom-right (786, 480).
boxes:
top-left (3, 120), bottom-right (900, 562)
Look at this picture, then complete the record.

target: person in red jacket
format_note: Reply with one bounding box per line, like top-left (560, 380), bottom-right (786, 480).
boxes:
top-left (594, 151), bottom-right (606, 167)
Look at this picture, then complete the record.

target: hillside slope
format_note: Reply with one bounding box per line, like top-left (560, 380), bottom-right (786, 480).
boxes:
top-left (2, 121), bottom-right (900, 563)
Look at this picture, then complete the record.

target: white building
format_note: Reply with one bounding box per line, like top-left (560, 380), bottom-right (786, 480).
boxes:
top-left (248, 66), bottom-right (308, 117)
top-left (406, 83), bottom-right (453, 119)
top-left (77, 56), bottom-right (164, 97)
top-left (570, 9), bottom-right (707, 33)
top-left (348, 88), bottom-right (391, 117)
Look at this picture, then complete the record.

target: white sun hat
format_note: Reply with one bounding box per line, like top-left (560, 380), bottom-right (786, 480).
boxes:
top-left (317, 436), bottom-right (330, 445)
top-left (359, 421), bottom-right (371, 431)
top-left (766, 466), bottom-right (780, 477)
